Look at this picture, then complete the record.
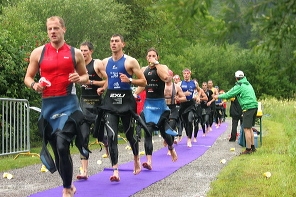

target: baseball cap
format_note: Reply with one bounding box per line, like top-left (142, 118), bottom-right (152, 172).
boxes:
top-left (235, 70), bottom-right (244, 78)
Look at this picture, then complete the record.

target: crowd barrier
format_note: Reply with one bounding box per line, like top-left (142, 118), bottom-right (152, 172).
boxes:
top-left (0, 98), bottom-right (39, 159)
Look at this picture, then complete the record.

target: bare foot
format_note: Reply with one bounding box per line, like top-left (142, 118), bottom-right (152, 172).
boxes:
top-left (76, 174), bottom-right (88, 180)
top-left (169, 149), bottom-right (178, 162)
top-left (133, 156), bottom-right (141, 175)
top-left (110, 168), bottom-right (120, 182)
top-left (142, 162), bottom-right (152, 170)
top-left (187, 139), bottom-right (192, 147)
top-left (62, 185), bottom-right (76, 197)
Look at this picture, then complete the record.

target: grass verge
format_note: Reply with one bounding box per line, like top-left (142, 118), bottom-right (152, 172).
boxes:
top-left (207, 98), bottom-right (296, 196)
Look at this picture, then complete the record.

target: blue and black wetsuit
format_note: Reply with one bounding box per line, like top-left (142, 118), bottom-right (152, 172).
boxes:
top-left (141, 66), bottom-right (175, 155)
top-left (100, 55), bottom-right (139, 166)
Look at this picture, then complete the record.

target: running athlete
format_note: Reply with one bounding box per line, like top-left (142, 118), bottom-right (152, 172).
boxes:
top-left (77, 42), bottom-right (108, 180)
top-left (200, 82), bottom-right (213, 136)
top-left (24, 16), bottom-right (89, 197)
top-left (96, 34), bottom-right (147, 182)
top-left (134, 48), bottom-right (178, 171)
top-left (165, 70), bottom-right (186, 147)
top-left (192, 83), bottom-right (208, 141)
top-left (179, 68), bottom-right (201, 147)
top-left (207, 80), bottom-right (219, 131)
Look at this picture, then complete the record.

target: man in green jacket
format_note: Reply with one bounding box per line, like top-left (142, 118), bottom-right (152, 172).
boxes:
top-left (214, 70), bottom-right (258, 154)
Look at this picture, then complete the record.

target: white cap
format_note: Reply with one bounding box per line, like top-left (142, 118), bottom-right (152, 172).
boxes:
top-left (235, 70), bottom-right (244, 78)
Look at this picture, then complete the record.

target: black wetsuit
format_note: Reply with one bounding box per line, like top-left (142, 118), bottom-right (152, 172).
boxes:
top-left (166, 83), bottom-right (181, 137)
top-left (99, 55), bottom-right (139, 166)
top-left (200, 91), bottom-right (212, 134)
top-left (142, 66), bottom-right (174, 155)
top-left (80, 59), bottom-right (104, 159)
top-left (179, 80), bottom-right (197, 139)
top-left (208, 88), bottom-right (216, 127)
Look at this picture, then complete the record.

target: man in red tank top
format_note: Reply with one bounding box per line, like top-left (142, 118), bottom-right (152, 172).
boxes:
top-left (24, 16), bottom-right (88, 197)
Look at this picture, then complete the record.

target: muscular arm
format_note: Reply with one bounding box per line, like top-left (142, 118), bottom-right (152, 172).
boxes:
top-left (96, 58), bottom-right (108, 95)
top-left (199, 88), bottom-right (208, 102)
top-left (155, 64), bottom-right (172, 83)
top-left (73, 48), bottom-right (88, 84)
top-left (175, 85), bottom-right (187, 103)
top-left (24, 46), bottom-right (43, 92)
top-left (121, 57), bottom-right (146, 87)
top-left (93, 59), bottom-right (106, 87)
top-left (130, 58), bottom-right (147, 87)
top-left (133, 66), bottom-right (146, 95)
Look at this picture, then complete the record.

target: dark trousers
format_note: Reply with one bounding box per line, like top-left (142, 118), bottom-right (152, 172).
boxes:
top-left (230, 116), bottom-right (242, 140)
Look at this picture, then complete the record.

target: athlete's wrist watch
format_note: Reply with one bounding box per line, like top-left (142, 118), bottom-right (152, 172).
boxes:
top-left (129, 78), bottom-right (133, 84)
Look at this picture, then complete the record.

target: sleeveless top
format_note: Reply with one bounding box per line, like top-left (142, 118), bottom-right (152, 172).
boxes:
top-left (180, 80), bottom-right (196, 100)
top-left (81, 59), bottom-right (103, 98)
top-left (39, 43), bottom-right (76, 98)
top-left (106, 55), bottom-right (132, 90)
top-left (144, 66), bottom-right (165, 98)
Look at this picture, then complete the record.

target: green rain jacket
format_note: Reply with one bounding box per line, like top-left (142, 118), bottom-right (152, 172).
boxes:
top-left (218, 77), bottom-right (258, 111)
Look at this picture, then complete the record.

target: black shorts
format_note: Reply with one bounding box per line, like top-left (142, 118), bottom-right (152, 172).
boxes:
top-left (242, 108), bottom-right (257, 128)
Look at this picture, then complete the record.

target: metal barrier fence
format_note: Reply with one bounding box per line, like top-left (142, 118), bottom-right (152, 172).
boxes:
top-left (0, 98), bottom-right (32, 157)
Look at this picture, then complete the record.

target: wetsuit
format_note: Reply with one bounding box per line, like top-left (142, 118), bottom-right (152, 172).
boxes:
top-left (200, 89), bottom-right (212, 134)
top-left (80, 59), bottom-right (104, 160)
top-left (209, 87), bottom-right (216, 127)
top-left (141, 66), bottom-right (175, 155)
top-left (100, 55), bottom-right (139, 166)
top-left (215, 96), bottom-right (224, 125)
top-left (38, 43), bottom-right (86, 189)
top-left (165, 82), bottom-right (179, 131)
top-left (179, 80), bottom-right (197, 139)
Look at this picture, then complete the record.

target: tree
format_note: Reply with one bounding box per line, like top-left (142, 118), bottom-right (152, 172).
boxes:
top-left (21, 0), bottom-right (131, 58)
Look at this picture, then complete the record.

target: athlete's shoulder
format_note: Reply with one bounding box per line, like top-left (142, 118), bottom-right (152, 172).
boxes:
top-left (142, 66), bottom-right (148, 72)
top-left (102, 56), bottom-right (112, 65)
top-left (124, 54), bottom-right (138, 63)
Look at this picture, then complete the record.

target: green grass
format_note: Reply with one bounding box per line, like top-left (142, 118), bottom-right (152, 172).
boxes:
top-left (207, 98), bottom-right (296, 197)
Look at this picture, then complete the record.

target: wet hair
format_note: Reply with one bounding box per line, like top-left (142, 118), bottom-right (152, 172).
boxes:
top-left (173, 75), bottom-right (180, 79)
top-left (147, 47), bottom-right (159, 57)
top-left (47, 16), bottom-right (65, 27)
top-left (80, 41), bottom-right (94, 51)
top-left (111, 34), bottom-right (124, 42)
top-left (182, 68), bottom-right (191, 74)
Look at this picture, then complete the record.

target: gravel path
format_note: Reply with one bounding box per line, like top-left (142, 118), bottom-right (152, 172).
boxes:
top-left (0, 119), bottom-right (242, 197)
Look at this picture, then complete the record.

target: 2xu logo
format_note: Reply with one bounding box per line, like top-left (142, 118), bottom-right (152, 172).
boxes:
top-left (110, 93), bottom-right (126, 98)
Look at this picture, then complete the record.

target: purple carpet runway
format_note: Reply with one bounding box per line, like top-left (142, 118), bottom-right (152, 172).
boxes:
top-left (29, 123), bottom-right (227, 197)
